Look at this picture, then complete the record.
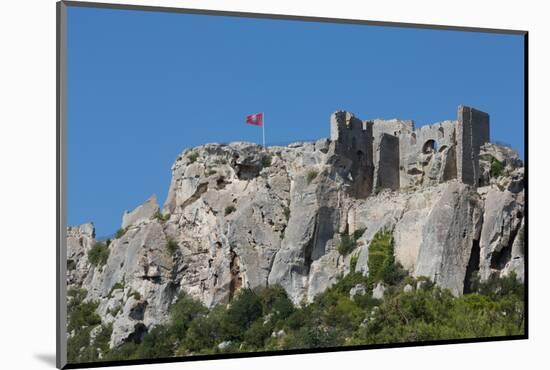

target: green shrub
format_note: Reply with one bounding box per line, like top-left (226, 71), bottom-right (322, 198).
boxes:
top-left (285, 308), bottom-right (309, 330)
top-left (244, 320), bottom-right (272, 348)
top-left (187, 151), bottom-right (199, 163)
top-left (490, 157), bottom-right (505, 178)
top-left (128, 290), bottom-right (141, 301)
top-left (67, 286), bottom-right (112, 363)
top-left (115, 227), bottom-right (128, 239)
top-left (353, 293), bottom-right (381, 310)
top-left (225, 205), bottom-right (236, 216)
top-left (166, 238), bottom-right (179, 256)
top-left (67, 288), bottom-right (88, 312)
top-left (261, 155), bottom-right (272, 168)
top-left (306, 170), bottom-right (318, 184)
top-left (206, 168), bottom-right (217, 176)
top-left (134, 325), bottom-right (174, 359)
top-left (169, 293), bottom-right (208, 340)
top-left (474, 272), bottom-right (524, 300)
top-left (67, 300), bottom-right (101, 333)
top-left (93, 324), bottom-right (113, 356)
top-left (366, 229), bottom-right (406, 289)
top-left (108, 281), bottom-right (124, 298)
top-left (282, 325), bottom-right (340, 350)
top-left (103, 342), bottom-right (140, 362)
top-left (226, 289), bottom-right (263, 336)
top-left (323, 295), bottom-right (364, 332)
top-left (67, 326), bottom-right (94, 363)
top-left (153, 210), bottom-right (170, 222)
top-left (256, 286), bottom-right (295, 321)
top-left (184, 315), bottom-right (218, 352)
top-left (337, 228), bottom-right (366, 257)
top-left (337, 232), bottom-right (356, 256)
top-left (88, 242), bottom-right (109, 267)
top-left (353, 228), bottom-right (366, 240)
top-left (73, 230), bottom-right (524, 362)
top-left (350, 276), bottom-right (524, 345)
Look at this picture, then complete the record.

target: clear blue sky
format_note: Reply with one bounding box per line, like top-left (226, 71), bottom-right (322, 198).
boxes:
top-left (67, 6), bottom-right (525, 236)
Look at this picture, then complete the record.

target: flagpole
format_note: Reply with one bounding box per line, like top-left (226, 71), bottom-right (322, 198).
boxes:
top-left (262, 112), bottom-right (266, 149)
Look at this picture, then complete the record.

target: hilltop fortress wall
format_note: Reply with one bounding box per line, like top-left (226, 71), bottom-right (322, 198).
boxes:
top-left (330, 105), bottom-right (490, 197)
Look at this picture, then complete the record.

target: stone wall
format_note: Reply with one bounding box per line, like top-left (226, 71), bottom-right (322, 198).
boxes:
top-left (330, 111), bottom-right (374, 198)
top-left (457, 105), bottom-right (490, 186)
top-left (373, 133), bottom-right (400, 191)
top-left (331, 105), bottom-right (489, 192)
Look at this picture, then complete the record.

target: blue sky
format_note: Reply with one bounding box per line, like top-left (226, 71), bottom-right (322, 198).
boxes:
top-left (67, 6), bottom-right (525, 236)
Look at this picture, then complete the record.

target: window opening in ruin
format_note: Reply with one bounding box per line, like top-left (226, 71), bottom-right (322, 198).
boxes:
top-left (422, 139), bottom-right (437, 154)
top-left (438, 127), bottom-right (444, 139)
top-left (410, 133), bottom-right (417, 145)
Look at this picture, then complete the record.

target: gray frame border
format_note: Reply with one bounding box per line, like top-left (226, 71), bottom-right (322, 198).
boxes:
top-left (56, 1), bottom-right (528, 369)
top-left (57, 1), bottom-right (68, 368)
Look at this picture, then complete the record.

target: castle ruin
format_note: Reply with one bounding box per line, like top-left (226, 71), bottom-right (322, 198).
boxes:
top-left (330, 105), bottom-right (490, 196)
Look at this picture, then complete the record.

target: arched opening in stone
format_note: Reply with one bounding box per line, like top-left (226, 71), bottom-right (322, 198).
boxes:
top-left (410, 133), bottom-right (417, 145)
top-left (422, 139), bottom-right (437, 154)
top-left (438, 145), bottom-right (448, 153)
top-left (438, 127), bottom-right (444, 139)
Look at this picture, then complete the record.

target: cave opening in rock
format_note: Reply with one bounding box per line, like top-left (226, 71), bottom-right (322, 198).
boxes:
top-left (127, 323), bottom-right (148, 344)
top-left (463, 239), bottom-right (480, 294)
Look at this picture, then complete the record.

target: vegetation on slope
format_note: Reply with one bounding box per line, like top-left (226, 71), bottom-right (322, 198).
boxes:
top-left (67, 230), bottom-right (525, 363)
top-left (87, 242), bottom-right (109, 267)
top-left (67, 288), bottom-right (112, 363)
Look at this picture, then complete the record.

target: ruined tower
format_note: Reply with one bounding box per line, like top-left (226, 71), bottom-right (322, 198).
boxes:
top-left (329, 105), bottom-right (490, 196)
top-left (456, 105), bottom-right (490, 186)
top-left (330, 111), bottom-right (374, 198)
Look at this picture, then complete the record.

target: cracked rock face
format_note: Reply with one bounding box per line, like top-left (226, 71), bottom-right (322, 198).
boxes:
top-left (67, 138), bottom-right (524, 349)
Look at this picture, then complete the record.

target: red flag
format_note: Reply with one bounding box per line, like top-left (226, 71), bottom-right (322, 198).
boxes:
top-left (246, 113), bottom-right (263, 126)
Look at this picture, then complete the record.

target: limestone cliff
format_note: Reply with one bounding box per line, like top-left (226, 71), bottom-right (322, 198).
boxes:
top-left (66, 110), bottom-right (525, 349)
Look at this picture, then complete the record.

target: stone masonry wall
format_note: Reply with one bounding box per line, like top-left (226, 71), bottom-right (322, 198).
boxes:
top-left (330, 111), bottom-right (374, 198)
top-left (457, 105), bottom-right (490, 186)
top-left (330, 105), bottom-right (489, 197)
top-left (373, 133), bottom-right (400, 191)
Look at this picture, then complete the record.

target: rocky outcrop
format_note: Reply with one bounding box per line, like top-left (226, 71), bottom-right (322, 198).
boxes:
top-left (67, 123), bottom-right (524, 349)
top-left (66, 223), bottom-right (95, 287)
top-left (121, 195), bottom-right (160, 229)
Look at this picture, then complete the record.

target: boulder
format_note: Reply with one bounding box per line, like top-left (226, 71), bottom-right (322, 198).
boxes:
top-left (403, 284), bottom-right (414, 293)
top-left (217, 341), bottom-right (232, 350)
top-left (350, 284), bottom-right (367, 299)
top-left (372, 282), bottom-right (386, 300)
